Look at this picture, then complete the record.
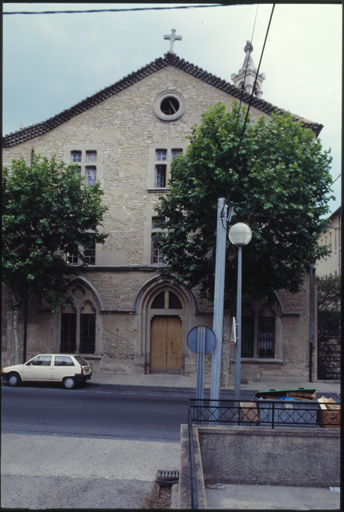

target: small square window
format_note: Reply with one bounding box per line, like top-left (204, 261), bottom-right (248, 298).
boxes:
top-left (155, 165), bottom-right (166, 188)
top-left (71, 151), bottom-right (82, 163)
top-left (172, 149), bottom-right (183, 159)
top-left (156, 150), bottom-right (167, 162)
top-left (86, 151), bottom-right (97, 162)
top-left (152, 217), bottom-right (165, 229)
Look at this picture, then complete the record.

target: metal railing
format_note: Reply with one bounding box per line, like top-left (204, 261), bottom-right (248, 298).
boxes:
top-left (189, 398), bottom-right (341, 429)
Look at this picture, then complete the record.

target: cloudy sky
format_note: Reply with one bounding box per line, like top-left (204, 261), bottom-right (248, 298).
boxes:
top-left (3, 2), bottom-right (342, 213)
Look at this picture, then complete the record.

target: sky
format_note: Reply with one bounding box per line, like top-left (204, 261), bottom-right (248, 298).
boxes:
top-left (3, 2), bottom-right (342, 214)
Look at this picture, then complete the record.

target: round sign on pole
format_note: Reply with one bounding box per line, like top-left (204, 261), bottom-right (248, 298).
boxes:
top-left (187, 326), bottom-right (216, 354)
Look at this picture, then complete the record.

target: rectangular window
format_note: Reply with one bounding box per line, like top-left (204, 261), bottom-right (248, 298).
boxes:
top-left (152, 217), bottom-right (165, 229)
top-left (71, 151), bottom-right (82, 163)
top-left (258, 317), bottom-right (275, 358)
top-left (86, 166), bottom-right (97, 187)
top-left (84, 245), bottom-right (96, 265)
top-left (172, 149), bottom-right (183, 160)
top-left (80, 314), bottom-right (95, 354)
top-left (86, 150), bottom-right (97, 162)
top-left (241, 317), bottom-right (254, 357)
top-left (152, 235), bottom-right (164, 264)
top-left (60, 314), bottom-right (76, 353)
top-left (155, 165), bottom-right (166, 187)
top-left (67, 245), bottom-right (79, 265)
top-left (156, 149), bottom-right (167, 161)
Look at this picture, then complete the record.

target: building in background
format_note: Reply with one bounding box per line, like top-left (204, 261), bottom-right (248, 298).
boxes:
top-left (316, 206), bottom-right (342, 279)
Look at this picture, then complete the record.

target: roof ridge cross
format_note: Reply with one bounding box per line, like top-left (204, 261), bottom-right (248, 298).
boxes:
top-left (164, 29), bottom-right (182, 54)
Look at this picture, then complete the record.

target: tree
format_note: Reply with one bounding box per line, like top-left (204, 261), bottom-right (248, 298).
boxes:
top-left (155, 102), bottom-right (334, 310)
top-left (2, 154), bottom-right (108, 362)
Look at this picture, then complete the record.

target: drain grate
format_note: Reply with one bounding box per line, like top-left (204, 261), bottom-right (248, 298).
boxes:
top-left (156, 470), bottom-right (179, 486)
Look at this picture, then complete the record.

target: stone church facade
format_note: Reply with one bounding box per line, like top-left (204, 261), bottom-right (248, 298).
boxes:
top-left (2, 39), bottom-right (321, 384)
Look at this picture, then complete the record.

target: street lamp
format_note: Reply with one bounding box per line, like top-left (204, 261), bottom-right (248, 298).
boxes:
top-left (228, 223), bottom-right (252, 402)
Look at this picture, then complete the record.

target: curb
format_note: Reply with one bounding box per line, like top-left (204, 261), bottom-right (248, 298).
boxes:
top-left (88, 382), bottom-right (200, 394)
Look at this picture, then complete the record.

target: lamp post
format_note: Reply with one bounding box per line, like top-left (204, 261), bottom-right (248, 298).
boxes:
top-left (228, 223), bottom-right (252, 402)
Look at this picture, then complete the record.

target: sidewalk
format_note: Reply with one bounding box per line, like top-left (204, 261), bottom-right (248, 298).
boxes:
top-left (89, 370), bottom-right (341, 397)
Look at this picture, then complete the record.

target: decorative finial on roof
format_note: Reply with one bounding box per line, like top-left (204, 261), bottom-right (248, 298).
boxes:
top-left (231, 41), bottom-right (266, 99)
top-left (164, 29), bottom-right (182, 54)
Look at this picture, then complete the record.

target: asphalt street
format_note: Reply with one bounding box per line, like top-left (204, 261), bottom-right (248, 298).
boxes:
top-left (2, 384), bottom-right (189, 440)
top-left (1, 384), bottom-right (183, 509)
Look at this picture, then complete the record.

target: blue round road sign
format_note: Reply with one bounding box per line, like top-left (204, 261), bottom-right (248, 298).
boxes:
top-left (187, 325), bottom-right (216, 354)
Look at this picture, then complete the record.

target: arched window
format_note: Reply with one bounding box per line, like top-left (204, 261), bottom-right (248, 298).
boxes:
top-left (60, 283), bottom-right (98, 355)
top-left (151, 290), bottom-right (182, 310)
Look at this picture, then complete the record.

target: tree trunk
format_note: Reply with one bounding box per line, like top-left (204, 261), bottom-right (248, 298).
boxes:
top-left (12, 292), bottom-right (21, 364)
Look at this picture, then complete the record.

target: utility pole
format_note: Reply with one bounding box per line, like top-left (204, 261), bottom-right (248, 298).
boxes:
top-left (210, 198), bottom-right (233, 402)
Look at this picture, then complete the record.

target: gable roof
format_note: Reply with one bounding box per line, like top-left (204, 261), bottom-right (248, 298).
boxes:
top-left (2, 52), bottom-right (323, 148)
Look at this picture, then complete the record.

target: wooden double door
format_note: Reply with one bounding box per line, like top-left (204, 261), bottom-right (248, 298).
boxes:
top-left (150, 316), bottom-right (182, 373)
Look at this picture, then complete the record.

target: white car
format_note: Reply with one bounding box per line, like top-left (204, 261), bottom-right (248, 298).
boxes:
top-left (1, 354), bottom-right (92, 389)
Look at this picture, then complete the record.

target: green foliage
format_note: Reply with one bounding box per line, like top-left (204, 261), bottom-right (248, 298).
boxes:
top-left (156, 102), bottom-right (334, 310)
top-left (2, 154), bottom-right (108, 311)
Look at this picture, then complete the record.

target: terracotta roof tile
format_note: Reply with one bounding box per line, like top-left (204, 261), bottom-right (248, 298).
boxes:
top-left (2, 53), bottom-right (323, 148)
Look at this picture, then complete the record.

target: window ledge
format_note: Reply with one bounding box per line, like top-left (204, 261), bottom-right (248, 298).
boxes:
top-left (230, 358), bottom-right (283, 365)
top-left (147, 188), bottom-right (170, 193)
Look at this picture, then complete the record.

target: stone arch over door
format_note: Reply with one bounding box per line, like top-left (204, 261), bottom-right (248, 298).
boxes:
top-left (135, 278), bottom-right (196, 374)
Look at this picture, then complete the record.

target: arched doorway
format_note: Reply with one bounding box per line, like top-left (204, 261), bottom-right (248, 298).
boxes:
top-left (135, 278), bottom-right (199, 375)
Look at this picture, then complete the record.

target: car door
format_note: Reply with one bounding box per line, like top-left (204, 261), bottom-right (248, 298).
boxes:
top-left (21, 355), bottom-right (53, 381)
top-left (51, 355), bottom-right (76, 382)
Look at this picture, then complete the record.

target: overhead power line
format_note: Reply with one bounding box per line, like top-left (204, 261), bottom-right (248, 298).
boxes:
top-left (234, 4), bottom-right (259, 136)
top-left (331, 173), bottom-right (341, 185)
top-left (4, 4), bottom-right (230, 15)
top-left (235, 4), bottom-right (275, 159)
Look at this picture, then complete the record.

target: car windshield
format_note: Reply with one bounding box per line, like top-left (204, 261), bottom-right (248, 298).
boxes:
top-left (74, 356), bottom-right (89, 365)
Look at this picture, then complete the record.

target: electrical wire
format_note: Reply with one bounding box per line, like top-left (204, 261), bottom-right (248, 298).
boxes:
top-left (234, 4), bottom-right (259, 136)
top-left (3, 4), bottom-right (229, 15)
top-left (234, 4), bottom-right (275, 160)
top-left (331, 173), bottom-right (341, 185)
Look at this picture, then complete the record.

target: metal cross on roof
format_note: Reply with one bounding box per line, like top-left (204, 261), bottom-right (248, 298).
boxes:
top-left (164, 29), bottom-right (182, 54)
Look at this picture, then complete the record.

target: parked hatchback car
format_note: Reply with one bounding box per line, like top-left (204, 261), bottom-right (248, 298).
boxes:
top-left (1, 354), bottom-right (92, 389)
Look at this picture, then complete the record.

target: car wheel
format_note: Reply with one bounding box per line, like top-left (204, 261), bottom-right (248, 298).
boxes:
top-left (7, 373), bottom-right (21, 387)
top-left (63, 377), bottom-right (76, 389)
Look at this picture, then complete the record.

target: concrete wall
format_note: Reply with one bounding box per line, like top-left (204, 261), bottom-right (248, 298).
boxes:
top-left (179, 424), bottom-right (340, 509)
